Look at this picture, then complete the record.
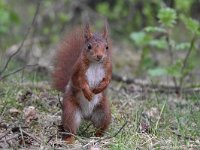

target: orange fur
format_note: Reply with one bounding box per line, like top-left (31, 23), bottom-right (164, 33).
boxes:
top-left (52, 28), bottom-right (84, 92)
top-left (52, 23), bottom-right (112, 143)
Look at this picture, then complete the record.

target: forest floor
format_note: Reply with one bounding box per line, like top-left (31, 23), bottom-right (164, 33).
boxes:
top-left (0, 81), bottom-right (200, 150)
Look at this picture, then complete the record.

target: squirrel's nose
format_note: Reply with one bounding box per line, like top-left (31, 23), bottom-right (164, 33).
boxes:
top-left (97, 55), bottom-right (103, 60)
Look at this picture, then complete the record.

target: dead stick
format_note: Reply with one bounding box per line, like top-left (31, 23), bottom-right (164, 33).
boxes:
top-left (112, 73), bottom-right (200, 94)
top-left (0, 1), bottom-right (41, 75)
top-left (21, 129), bottom-right (42, 143)
top-left (0, 64), bottom-right (37, 81)
top-left (0, 131), bottom-right (10, 140)
top-left (0, 134), bottom-right (19, 142)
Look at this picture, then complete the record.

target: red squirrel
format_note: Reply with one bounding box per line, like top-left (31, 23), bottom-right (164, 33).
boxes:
top-left (52, 23), bottom-right (112, 143)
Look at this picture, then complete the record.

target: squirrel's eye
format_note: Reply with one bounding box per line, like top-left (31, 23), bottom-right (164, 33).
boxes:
top-left (87, 44), bottom-right (92, 50)
top-left (106, 46), bottom-right (109, 50)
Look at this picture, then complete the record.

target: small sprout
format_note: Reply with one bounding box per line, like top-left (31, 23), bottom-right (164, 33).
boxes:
top-left (158, 7), bottom-right (177, 27)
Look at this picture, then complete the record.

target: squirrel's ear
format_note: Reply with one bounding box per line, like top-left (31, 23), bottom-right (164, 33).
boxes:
top-left (84, 23), bottom-right (92, 41)
top-left (102, 21), bottom-right (109, 39)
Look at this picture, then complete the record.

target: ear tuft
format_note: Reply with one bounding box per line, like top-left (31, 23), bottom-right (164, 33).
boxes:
top-left (102, 21), bottom-right (109, 39)
top-left (84, 23), bottom-right (92, 41)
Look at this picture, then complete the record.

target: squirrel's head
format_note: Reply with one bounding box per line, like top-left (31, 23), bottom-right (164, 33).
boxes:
top-left (83, 23), bottom-right (110, 63)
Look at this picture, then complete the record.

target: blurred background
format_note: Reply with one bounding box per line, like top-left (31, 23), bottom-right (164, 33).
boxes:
top-left (1, 1), bottom-right (200, 149)
top-left (0, 0), bottom-right (200, 88)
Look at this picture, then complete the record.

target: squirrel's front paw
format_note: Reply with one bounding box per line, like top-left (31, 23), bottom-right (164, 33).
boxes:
top-left (92, 88), bottom-right (101, 94)
top-left (93, 80), bottom-right (109, 94)
top-left (83, 90), bottom-right (93, 101)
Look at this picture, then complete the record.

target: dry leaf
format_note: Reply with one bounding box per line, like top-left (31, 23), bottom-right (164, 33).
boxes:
top-left (23, 106), bottom-right (38, 123)
top-left (9, 108), bottom-right (21, 117)
top-left (145, 107), bottom-right (160, 119)
top-left (139, 121), bottom-right (150, 133)
top-left (18, 91), bottom-right (32, 102)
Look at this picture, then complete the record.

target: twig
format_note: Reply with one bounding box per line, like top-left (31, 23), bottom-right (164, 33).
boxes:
top-left (19, 126), bottom-right (25, 147)
top-left (0, 64), bottom-right (37, 81)
top-left (179, 35), bottom-right (196, 91)
top-left (80, 123), bottom-right (92, 135)
top-left (112, 73), bottom-right (200, 94)
top-left (57, 94), bottom-right (63, 109)
top-left (112, 73), bottom-right (175, 89)
top-left (107, 121), bottom-right (128, 139)
top-left (98, 120), bottom-right (128, 142)
top-left (0, 1), bottom-right (41, 75)
top-left (0, 134), bottom-right (19, 143)
top-left (81, 121), bottom-right (128, 149)
top-left (60, 131), bottom-right (87, 144)
top-left (0, 131), bottom-right (10, 140)
top-left (166, 32), bottom-right (178, 89)
top-left (21, 129), bottom-right (42, 143)
top-left (46, 135), bottom-right (54, 144)
top-left (0, 126), bottom-right (24, 140)
top-left (171, 130), bottom-right (195, 141)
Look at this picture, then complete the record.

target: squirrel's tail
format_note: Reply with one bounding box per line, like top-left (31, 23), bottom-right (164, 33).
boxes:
top-left (52, 28), bottom-right (84, 92)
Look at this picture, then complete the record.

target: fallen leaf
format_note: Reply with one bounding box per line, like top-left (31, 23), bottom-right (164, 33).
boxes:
top-left (23, 106), bottom-right (38, 123)
top-left (145, 107), bottom-right (160, 119)
top-left (19, 91), bottom-right (32, 102)
top-left (9, 108), bottom-right (21, 117)
top-left (139, 121), bottom-right (150, 133)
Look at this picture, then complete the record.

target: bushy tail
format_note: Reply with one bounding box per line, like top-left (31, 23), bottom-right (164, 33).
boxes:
top-left (52, 28), bottom-right (84, 92)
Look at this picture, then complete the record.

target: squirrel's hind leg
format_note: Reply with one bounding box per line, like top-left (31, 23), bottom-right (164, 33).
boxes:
top-left (90, 96), bottom-right (111, 137)
top-left (62, 93), bottom-right (82, 144)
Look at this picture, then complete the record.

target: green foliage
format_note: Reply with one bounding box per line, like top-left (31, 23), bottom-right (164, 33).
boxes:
top-left (130, 32), bottom-right (152, 47)
top-left (148, 67), bottom-right (167, 77)
top-left (157, 8), bottom-right (177, 27)
top-left (180, 14), bottom-right (200, 35)
top-left (175, 0), bottom-right (194, 13)
top-left (149, 38), bottom-right (168, 49)
top-left (0, 0), bottom-right (20, 34)
top-left (144, 26), bottom-right (166, 33)
top-left (166, 60), bottom-right (182, 77)
top-left (175, 42), bottom-right (190, 51)
top-left (130, 7), bottom-right (199, 86)
top-left (96, 0), bottom-right (128, 20)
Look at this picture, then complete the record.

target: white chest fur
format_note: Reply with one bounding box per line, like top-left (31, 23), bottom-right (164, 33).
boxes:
top-left (77, 63), bottom-right (105, 118)
top-left (86, 63), bottom-right (105, 88)
top-left (78, 93), bottom-right (102, 118)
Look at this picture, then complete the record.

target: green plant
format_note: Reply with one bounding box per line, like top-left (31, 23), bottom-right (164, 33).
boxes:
top-left (130, 7), bottom-right (200, 90)
top-left (0, 0), bottom-right (20, 34)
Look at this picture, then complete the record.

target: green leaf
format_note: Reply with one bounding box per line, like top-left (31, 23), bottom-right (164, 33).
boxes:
top-left (158, 8), bottom-right (177, 27)
top-left (0, 9), bottom-right (10, 24)
top-left (58, 12), bottom-right (70, 23)
top-left (175, 42), bottom-right (190, 51)
top-left (148, 67), bottom-right (167, 76)
top-left (130, 31), bottom-right (152, 47)
top-left (149, 38), bottom-right (168, 49)
top-left (144, 26), bottom-right (166, 33)
top-left (96, 2), bottom-right (110, 17)
top-left (175, 0), bottom-right (193, 13)
top-left (166, 61), bottom-right (182, 77)
top-left (9, 11), bottom-right (20, 23)
top-left (180, 15), bottom-right (200, 35)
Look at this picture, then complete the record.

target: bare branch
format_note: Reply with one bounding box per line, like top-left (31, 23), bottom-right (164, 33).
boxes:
top-left (21, 129), bottom-right (42, 143)
top-left (179, 35), bottom-right (196, 90)
top-left (0, 64), bottom-right (37, 81)
top-left (112, 73), bottom-right (200, 94)
top-left (166, 32), bottom-right (178, 89)
top-left (0, 1), bottom-right (41, 75)
top-left (107, 121), bottom-right (128, 139)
